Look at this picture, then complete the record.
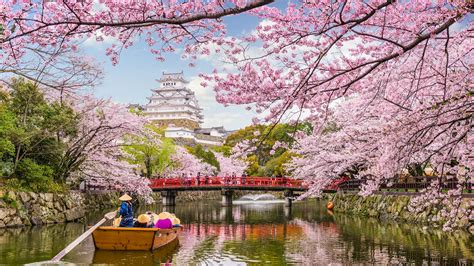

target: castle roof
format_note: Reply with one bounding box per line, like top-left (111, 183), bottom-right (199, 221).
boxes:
top-left (158, 71), bottom-right (188, 83)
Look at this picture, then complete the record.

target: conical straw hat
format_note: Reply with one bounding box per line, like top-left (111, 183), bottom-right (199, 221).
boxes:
top-left (172, 217), bottom-right (181, 225)
top-left (157, 212), bottom-right (173, 220)
top-left (119, 194), bottom-right (132, 201)
top-left (137, 214), bottom-right (151, 224)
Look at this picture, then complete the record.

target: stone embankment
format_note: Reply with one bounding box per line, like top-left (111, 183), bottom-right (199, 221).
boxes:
top-left (330, 193), bottom-right (473, 233)
top-left (0, 190), bottom-right (119, 228)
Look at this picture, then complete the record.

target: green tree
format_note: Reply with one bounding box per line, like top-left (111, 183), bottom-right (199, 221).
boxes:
top-left (0, 103), bottom-right (16, 176)
top-left (187, 144), bottom-right (220, 172)
top-left (1, 79), bottom-right (78, 190)
top-left (123, 125), bottom-right (176, 178)
top-left (224, 123), bottom-right (311, 176)
top-left (261, 151), bottom-right (295, 176)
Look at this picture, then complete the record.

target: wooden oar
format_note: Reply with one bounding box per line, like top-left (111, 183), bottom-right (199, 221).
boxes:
top-left (51, 210), bottom-right (117, 262)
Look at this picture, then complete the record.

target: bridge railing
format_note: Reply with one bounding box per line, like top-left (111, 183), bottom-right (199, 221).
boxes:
top-left (337, 176), bottom-right (473, 193)
top-left (149, 176), bottom-right (306, 188)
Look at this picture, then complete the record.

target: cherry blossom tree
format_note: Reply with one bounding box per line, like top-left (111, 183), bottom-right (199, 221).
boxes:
top-left (165, 146), bottom-right (215, 177)
top-left (0, 45), bottom-right (102, 92)
top-left (207, 1), bottom-right (472, 217)
top-left (288, 94), bottom-right (472, 230)
top-left (61, 94), bottom-right (152, 198)
top-left (1, 0), bottom-right (272, 65)
top-left (2, 1), bottom-right (472, 221)
top-left (214, 152), bottom-right (247, 176)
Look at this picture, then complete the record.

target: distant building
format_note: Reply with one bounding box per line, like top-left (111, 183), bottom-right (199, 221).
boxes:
top-left (139, 71), bottom-right (231, 146)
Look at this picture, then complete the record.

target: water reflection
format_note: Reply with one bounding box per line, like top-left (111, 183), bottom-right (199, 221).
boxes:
top-left (0, 223), bottom-right (88, 265)
top-left (92, 239), bottom-right (178, 264)
top-left (0, 200), bottom-right (472, 265)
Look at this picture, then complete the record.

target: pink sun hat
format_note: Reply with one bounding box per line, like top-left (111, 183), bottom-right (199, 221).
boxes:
top-left (155, 218), bottom-right (173, 229)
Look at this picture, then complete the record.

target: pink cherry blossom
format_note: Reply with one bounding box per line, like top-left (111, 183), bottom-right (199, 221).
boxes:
top-left (214, 152), bottom-right (247, 176)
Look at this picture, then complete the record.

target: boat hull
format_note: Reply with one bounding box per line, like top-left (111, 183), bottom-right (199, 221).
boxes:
top-left (92, 226), bottom-right (180, 251)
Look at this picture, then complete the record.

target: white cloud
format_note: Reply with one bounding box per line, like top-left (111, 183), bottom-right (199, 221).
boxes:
top-left (83, 31), bottom-right (120, 47)
top-left (188, 75), bottom-right (253, 130)
top-left (188, 76), bottom-right (215, 105)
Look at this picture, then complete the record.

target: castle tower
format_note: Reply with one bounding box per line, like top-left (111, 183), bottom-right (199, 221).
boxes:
top-left (143, 71), bottom-right (203, 138)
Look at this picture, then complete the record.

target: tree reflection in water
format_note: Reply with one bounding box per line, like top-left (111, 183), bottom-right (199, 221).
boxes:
top-left (0, 200), bottom-right (471, 264)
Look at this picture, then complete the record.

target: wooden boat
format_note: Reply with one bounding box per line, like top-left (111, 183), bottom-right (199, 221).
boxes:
top-left (92, 226), bottom-right (181, 251)
top-left (93, 238), bottom-right (179, 264)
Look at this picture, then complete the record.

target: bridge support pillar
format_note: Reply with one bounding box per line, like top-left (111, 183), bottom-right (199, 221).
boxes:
top-left (161, 191), bottom-right (177, 206)
top-left (221, 189), bottom-right (234, 207)
top-left (284, 190), bottom-right (294, 207)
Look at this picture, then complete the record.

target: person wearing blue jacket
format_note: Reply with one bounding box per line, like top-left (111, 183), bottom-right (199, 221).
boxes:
top-left (118, 194), bottom-right (134, 227)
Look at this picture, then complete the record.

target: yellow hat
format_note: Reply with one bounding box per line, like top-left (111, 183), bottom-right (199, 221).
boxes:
top-left (172, 217), bottom-right (181, 225)
top-left (119, 194), bottom-right (132, 201)
top-left (137, 214), bottom-right (151, 224)
top-left (157, 212), bottom-right (173, 220)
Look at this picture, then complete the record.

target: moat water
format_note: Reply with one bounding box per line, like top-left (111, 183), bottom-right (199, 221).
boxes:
top-left (0, 200), bottom-right (472, 265)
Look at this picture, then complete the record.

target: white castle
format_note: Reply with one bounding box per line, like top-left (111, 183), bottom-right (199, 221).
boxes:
top-left (139, 71), bottom-right (230, 146)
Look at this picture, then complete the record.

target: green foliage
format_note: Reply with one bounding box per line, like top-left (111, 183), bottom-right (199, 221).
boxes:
top-left (0, 104), bottom-right (16, 159)
top-left (16, 158), bottom-right (55, 192)
top-left (211, 145), bottom-right (232, 157)
top-left (1, 193), bottom-right (19, 209)
top-left (2, 178), bottom-right (23, 191)
top-left (123, 124), bottom-right (176, 178)
top-left (0, 78), bottom-right (80, 191)
top-left (245, 155), bottom-right (260, 175)
top-left (224, 123), bottom-right (311, 176)
top-left (187, 144), bottom-right (220, 171)
top-left (0, 161), bottom-right (14, 177)
top-left (261, 151), bottom-right (295, 176)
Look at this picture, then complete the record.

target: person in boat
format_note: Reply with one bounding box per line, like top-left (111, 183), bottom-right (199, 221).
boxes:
top-left (154, 212), bottom-right (176, 229)
top-left (118, 194), bottom-right (134, 227)
top-left (134, 214), bottom-right (151, 228)
top-left (146, 211), bottom-right (158, 226)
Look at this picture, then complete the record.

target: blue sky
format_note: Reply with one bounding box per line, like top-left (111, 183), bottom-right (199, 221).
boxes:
top-left (81, 12), bottom-right (266, 130)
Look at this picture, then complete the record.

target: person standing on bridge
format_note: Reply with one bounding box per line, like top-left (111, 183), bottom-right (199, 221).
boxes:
top-left (231, 172), bottom-right (237, 185)
top-left (241, 173), bottom-right (247, 185)
top-left (196, 172), bottom-right (201, 186)
top-left (181, 173), bottom-right (186, 185)
top-left (187, 172), bottom-right (192, 186)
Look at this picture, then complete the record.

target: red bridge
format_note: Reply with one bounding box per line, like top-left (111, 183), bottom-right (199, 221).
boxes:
top-left (149, 176), bottom-right (308, 207)
top-left (149, 176), bottom-right (307, 191)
